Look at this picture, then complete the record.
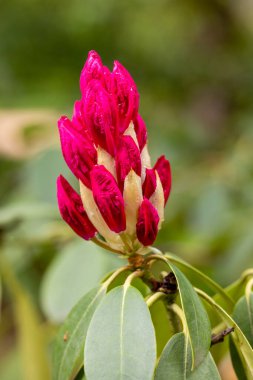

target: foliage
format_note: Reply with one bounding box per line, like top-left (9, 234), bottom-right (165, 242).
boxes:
top-left (1, 0), bottom-right (253, 379)
top-left (51, 252), bottom-right (253, 379)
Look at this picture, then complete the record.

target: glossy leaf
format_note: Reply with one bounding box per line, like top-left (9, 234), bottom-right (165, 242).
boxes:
top-left (84, 285), bottom-right (156, 380)
top-left (232, 293), bottom-right (253, 347)
top-left (165, 253), bottom-right (234, 313)
top-left (230, 291), bottom-right (253, 379)
top-left (169, 263), bottom-right (211, 368)
top-left (155, 333), bottom-right (220, 380)
top-left (196, 288), bottom-right (253, 379)
top-left (229, 338), bottom-right (247, 380)
top-left (53, 286), bottom-right (106, 380)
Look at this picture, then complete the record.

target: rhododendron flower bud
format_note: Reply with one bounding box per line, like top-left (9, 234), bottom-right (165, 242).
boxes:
top-left (116, 135), bottom-right (141, 191)
top-left (57, 175), bottom-right (96, 240)
top-left (136, 199), bottom-right (159, 246)
top-left (133, 114), bottom-right (147, 152)
top-left (57, 51), bottom-right (172, 254)
top-left (80, 50), bottom-right (104, 93)
top-left (113, 61), bottom-right (139, 132)
top-left (90, 165), bottom-right (126, 233)
top-left (83, 80), bottom-right (118, 156)
top-left (58, 116), bottom-right (97, 188)
top-left (142, 169), bottom-right (156, 199)
top-left (154, 155), bottom-right (172, 204)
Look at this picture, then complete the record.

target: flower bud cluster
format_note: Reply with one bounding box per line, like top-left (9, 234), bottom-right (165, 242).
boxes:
top-left (57, 51), bottom-right (171, 255)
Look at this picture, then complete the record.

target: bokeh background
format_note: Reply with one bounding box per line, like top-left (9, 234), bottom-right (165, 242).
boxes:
top-left (1, 1), bottom-right (253, 379)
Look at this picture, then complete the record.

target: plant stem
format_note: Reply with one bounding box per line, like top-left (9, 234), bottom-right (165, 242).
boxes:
top-left (92, 237), bottom-right (124, 255)
top-left (124, 270), bottom-right (144, 288)
top-left (144, 254), bottom-right (169, 266)
top-left (211, 327), bottom-right (234, 347)
top-left (146, 247), bottom-right (235, 311)
top-left (146, 292), bottom-right (166, 307)
top-left (102, 266), bottom-right (131, 289)
top-left (169, 303), bottom-right (187, 334)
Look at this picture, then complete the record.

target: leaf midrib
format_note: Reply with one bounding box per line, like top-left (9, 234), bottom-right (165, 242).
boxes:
top-left (119, 285), bottom-right (127, 380)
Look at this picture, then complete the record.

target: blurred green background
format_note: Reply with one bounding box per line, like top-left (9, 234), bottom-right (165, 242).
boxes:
top-left (0, 0), bottom-right (253, 379)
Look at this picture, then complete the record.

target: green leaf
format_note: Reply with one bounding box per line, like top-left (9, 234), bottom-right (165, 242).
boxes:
top-left (229, 338), bottom-right (247, 380)
top-left (232, 293), bottom-right (253, 347)
top-left (84, 285), bottom-right (156, 380)
top-left (214, 275), bottom-right (249, 308)
top-left (165, 253), bottom-right (234, 312)
top-left (229, 291), bottom-right (253, 379)
top-left (40, 240), bottom-right (121, 322)
top-left (155, 333), bottom-right (221, 380)
top-left (196, 288), bottom-right (253, 379)
top-left (105, 269), bottom-right (151, 297)
top-left (169, 263), bottom-right (211, 368)
top-left (150, 300), bottom-right (174, 357)
top-left (53, 286), bottom-right (106, 380)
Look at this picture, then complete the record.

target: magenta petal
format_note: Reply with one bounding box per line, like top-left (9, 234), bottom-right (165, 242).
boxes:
top-left (116, 135), bottom-right (141, 191)
top-left (103, 66), bottom-right (115, 94)
top-left (80, 50), bottom-right (104, 94)
top-left (112, 60), bottom-right (139, 132)
top-left (136, 199), bottom-right (159, 246)
top-left (57, 175), bottom-right (96, 240)
top-left (71, 100), bottom-right (89, 134)
top-left (83, 80), bottom-right (118, 156)
top-left (134, 114), bottom-right (147, 152)
top-left (142, 169), bottom-right (156, 199)
top-left (154, 155), bottom-right (172, 204)
top-left (90, 165), bottom-right (126, 233)
top-left (72, 100), bottom-right (85, 131)
top-left (58, 116), bottom-right (97, 187)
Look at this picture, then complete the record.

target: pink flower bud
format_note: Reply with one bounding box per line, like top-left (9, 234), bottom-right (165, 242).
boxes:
top-left (134, 114), bottom-right (147, 152)
top-left (113, 61), bottom-right (139, 132)
top-left (57, 175), bottom-right (96, 240)
top-left (58, 116), bottom-right (97, 188)
top-left (90, 165), bottom-right (126, 233)
top-left (72, 100), bottom-right (87, 133)
top-left (154, 155), bottom-right (172, 204)
top-left (80, 50), bottom-right (104, 94)
top-left (103, 66), bottom-right (115, 94)
top-left (57, 51), bottom-right (173, 254)
top-left (83, 80), bottom-right (118, 156)
top-left (142, 168), bottom-right (156, 199)
top-left (116, 135), bottom-right (141, 191)
top-left (136, 199), bottom-right (159, 246)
